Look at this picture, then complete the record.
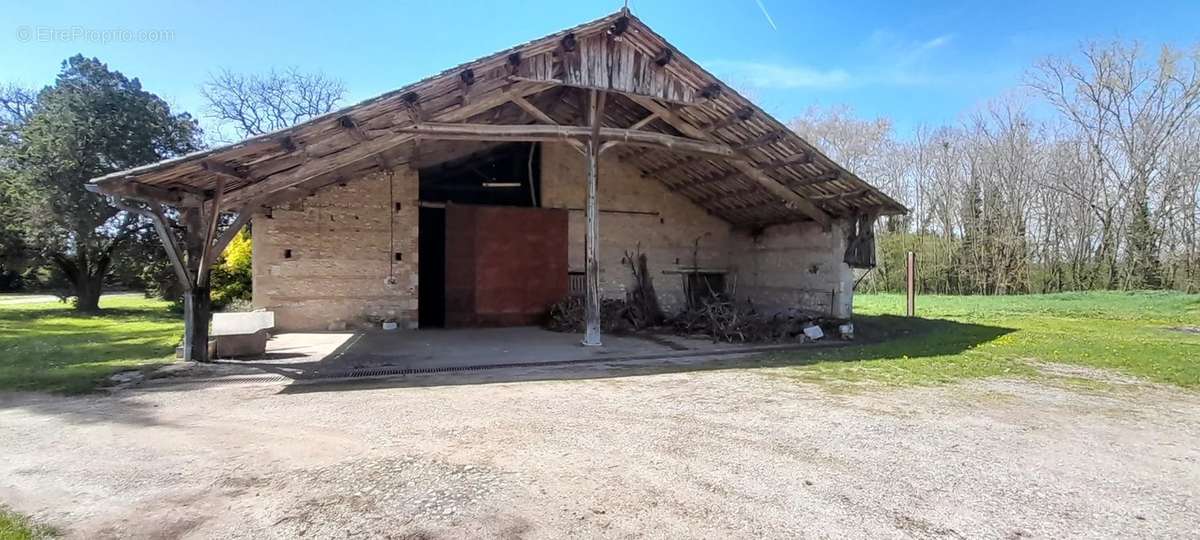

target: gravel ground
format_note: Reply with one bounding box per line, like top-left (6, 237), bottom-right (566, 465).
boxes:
top-left (1, 362), bottom-right (1198, 539)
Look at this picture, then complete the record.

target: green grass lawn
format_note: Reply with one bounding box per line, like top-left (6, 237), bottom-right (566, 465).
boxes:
top-left (775, 291), bottom-right (1200, 389)
top-left (0, 507), bottom-right (56, 540)
top-left (1, 290), bottom-right (1198, 394)
top-left (0, 295), bottom-right (181, 394)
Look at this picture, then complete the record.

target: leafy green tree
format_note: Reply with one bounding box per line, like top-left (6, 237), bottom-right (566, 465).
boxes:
top-left (4, 55), bottom-right (202, 310)
top-left (210, 228), bottom-right (252, 308)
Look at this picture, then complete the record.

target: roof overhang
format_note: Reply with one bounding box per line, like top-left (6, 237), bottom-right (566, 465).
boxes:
top-left (90, 9), bottom-right (907, 227)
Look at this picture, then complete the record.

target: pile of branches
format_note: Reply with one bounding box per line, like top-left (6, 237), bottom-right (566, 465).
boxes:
top-left (669, 300), bottom-right (834, 343)
top-left (544, 296), bottom-right (636, 334)
top-left (623, 247), bottom-right (663, 329)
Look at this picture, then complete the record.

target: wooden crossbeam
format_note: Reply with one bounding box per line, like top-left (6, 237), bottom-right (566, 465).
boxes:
top-left (626, 95), bottom-right (831, 227)
top-left (628, 112), bottom-right (659, 130)
top-left (224, 84), bottom-right (553, 207)
top-left (508, 92), bottom-right (585, 152)
top-left (397, 122), bottom-right (741, 161)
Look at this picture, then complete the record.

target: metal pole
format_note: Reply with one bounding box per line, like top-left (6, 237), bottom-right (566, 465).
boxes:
top-left (906, 251), bottom-right (916, 317)
top-left (582, 90), bottom-right (607, 346)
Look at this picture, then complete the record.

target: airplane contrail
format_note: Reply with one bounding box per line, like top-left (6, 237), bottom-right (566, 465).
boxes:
top-left (754, 0), bottom-right (778, 31)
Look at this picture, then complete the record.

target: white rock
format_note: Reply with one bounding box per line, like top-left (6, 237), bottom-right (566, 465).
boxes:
top-left (802, 325), bottom-right (824, 340)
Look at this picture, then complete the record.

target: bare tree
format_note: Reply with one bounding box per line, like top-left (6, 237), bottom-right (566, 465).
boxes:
top-left (1029, 41), bottom-right (1200, 288)
top-left (790, 39), bottom-right (1200, 294)
top-left (200, 67), bottom-right (347, 141)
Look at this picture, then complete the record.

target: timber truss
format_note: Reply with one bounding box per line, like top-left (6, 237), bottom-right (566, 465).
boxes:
top-left (87, 8), bottom-right (906, 356)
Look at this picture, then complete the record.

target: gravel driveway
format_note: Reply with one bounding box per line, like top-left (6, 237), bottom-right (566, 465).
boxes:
top-left (1, 363), bottom-right (1198, 538)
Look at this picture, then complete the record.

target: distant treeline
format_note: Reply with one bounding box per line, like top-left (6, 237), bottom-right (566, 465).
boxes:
top-left (790, 40), bottom-right (1200, 294)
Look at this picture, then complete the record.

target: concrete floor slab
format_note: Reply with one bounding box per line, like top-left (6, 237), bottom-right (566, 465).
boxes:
top-left (216, 327), bottom-right (813, 379)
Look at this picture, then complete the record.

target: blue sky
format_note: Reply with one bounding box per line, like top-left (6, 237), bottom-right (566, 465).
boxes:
top-left (3, 0), bottom-right (1198, 138)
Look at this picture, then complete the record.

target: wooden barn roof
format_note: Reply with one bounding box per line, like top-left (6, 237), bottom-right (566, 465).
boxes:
top-left (90, 9), bottom-right (906, 227)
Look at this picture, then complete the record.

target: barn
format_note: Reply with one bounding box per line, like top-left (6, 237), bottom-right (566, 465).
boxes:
top-left (90, 9), bottom-right (905, 360)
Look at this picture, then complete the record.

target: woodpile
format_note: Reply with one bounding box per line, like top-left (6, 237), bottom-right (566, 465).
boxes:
top-left (545, 296), bottom-right (636, 333)
top-left (668, 301), bottom-right (838, 344)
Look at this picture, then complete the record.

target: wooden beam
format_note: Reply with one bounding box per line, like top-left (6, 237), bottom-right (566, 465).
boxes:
top-left (508, 93), bottom-right (585, 152)
top-left (582, 90), bottom-right (606, 347)
top-left (734, 130), bottom-right (785, 152)
top-left (810, 188), bottom-right (869, 201)
top-left (112, 199), bottom-right (191, 290)
top-left (397, 122), bottom-right (741, 161)
top-left (200, 160), bottom-right (247, 183)
top-left (96, 180), bottom-right (204, 207)
top-left (792, 171), bottom-right (841, 187)
top-left (208, 208), bottom-right (252, 263)
top-left (626, 95), bottom-right (831, 227)
top-left (628, 112), bottom-right (659, 131)
top-left (223, 85), bottom-right (556, 207)
top-left (702, 107), bottom-right (754, 134)
top-left (761, 153), bottom-right (813, 170)
top-left (195, 176), bottom-right (226, 287)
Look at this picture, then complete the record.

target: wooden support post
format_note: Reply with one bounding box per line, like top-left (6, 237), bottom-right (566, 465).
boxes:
top-left (582, 89), bottom-right (607, 347)
top-left (906, 251), bottom-right (917, 317)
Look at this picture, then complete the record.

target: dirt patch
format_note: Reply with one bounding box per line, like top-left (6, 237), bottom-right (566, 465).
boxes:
top-left (1027, 360), bottom-right (1149, 385)
top-left (1169, 326), bottom-right (1200, 335)
top-left (1, 363), bottom-right (1198, 538)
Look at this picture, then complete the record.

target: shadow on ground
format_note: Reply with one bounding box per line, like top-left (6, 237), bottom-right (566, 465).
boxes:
top-left (276, 315), bottom-right (1014, 395)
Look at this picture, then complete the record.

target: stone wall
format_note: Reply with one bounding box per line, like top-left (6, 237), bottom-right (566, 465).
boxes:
top-left (252, 166), bottom-right (419, 330)
top-left (728, 219), bottom-right (854, 319)
top-left (539, 142), bottom-right (732, 313)
top-left (252, 142), bottom-right (856, 331)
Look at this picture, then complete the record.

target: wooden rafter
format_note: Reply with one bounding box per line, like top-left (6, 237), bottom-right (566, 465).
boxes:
top-left (626, 95), bottom-right (832, 227)
top-left (507, 92), bottom-right (586, 152)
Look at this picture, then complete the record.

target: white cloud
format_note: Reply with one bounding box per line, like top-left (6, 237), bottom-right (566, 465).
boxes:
top-left (706, 60), bottom-right (852, 89)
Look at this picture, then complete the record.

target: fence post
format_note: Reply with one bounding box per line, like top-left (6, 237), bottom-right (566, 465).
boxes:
top-left (906, 251), bottom-right (917, 317)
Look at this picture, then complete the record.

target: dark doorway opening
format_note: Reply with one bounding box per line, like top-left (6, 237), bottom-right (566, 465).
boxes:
top-left (418, 206), bottom-right (446, 328)
top-left (419, 142), bottom-right (540, 206)
top-left (417, 143), bottom-right (541, 328)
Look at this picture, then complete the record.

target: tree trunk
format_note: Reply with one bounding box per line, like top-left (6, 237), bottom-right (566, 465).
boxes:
top-left (75, 277), bottom-right (102, 312)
